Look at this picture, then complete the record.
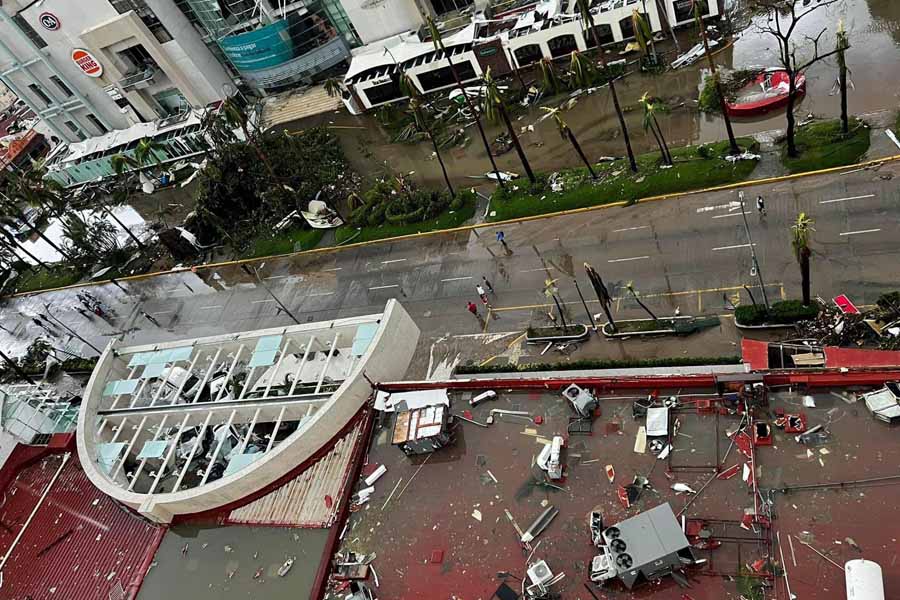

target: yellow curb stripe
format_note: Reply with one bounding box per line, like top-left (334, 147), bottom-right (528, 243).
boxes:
top-left (7, 152), bottom-right (897, 300)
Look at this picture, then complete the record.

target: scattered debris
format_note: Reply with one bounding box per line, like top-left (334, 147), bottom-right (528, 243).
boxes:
top-left (277, 557), bottom-right (294, 577)
top-left (671, 483), bottom-right (697, 495)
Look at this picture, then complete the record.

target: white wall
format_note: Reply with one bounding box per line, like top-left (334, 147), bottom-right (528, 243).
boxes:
top-left (342, 0), bottom-right (425, 44)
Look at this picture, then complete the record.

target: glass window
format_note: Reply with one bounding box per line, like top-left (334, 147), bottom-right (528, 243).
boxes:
top-left (12, 14), bottom-right (47, 49)
top-left (547, 34), bottom-right (577, 58)
top-left (514, 44), bottom-right (543, 66)
top-left (28, 84), bottom-right (52, 106)
top-left (86, 114), bottom-right (108, 134)
top-left (416, 61), bottom-right (477, 92)
top-left (64, 120), bottom-right (86, 141)
top-left (49, 76), bottom-right (74, 98)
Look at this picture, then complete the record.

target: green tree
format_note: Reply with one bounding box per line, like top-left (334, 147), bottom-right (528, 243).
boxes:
top-left (482, 67), bottom-right (535, 184)
top-left (323, 77), bottom-right (343, 98)
top-left (426, 16), bottom-right (505, 187)
top-left (576, 0), bottom-right (637, 172)
top-left (694, 0), bottom-right (740, 155)
top-left (400, 74), bottom-right (455, 198)
top-left (540, 58), bottom-right (565, 94)
top-left (61, 211), bottom-right (120, 266)
top-left (791, 212), bottom-right (815, 306)
top-left (568, 51), bottom-right (596, 90)
top-left (542, 107), bottom-right (597, 179)
top-left (639, 93), bottom-right (672, 165)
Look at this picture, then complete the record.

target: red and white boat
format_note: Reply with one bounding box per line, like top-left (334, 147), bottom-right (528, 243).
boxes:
top-left (725, 68), bottom-right (806, 117)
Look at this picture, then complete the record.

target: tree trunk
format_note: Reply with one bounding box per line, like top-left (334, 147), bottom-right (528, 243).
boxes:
top-left (1, 235), bottom-right (50, 270)
top-left (651, 114), bottom-right (672, 165)
top-left (700, 25), bottom-right (740, 155)
top-left (629, 288), bottom-right (659, 322)
top-left (785, 68), bottom-right (799, 158)
top-left (800, 247), bottom-right (811, 307)
top-left (3, 202), bottom-right (75, 262)
top-left (648, 120), bottom-right (668, 163)
top-left (500, 104), bottom-right (536, 184)
top-left (839, 55), bottom-right (849, 134)
top-left (567, 129), bottom-right (597, 179)
top-left (551, 293), bottom-right (568, 330)
top-left (101, 203), bottom-right (146, 249)
top-left (441, 51), bottom-right (505, 187)
top-left (587, 23), bottom-right (638, 172)
top-left (418, 106), bottom-right (455, 198)
top-left (655, 0), bottom-right (680, 52)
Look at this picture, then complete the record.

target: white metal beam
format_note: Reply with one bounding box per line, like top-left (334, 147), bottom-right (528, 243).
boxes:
top-left (315, 333), bottom-right (340, 394)
top-left (147, 414), bottom-right (191, 495)
top-left (199, 409), bottom-right (237, 486)
top-left (288, 336), bottom-right (315, 396)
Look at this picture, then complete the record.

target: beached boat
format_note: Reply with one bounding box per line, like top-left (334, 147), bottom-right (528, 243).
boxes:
top-left (725, 68), bottom-right (806, 117)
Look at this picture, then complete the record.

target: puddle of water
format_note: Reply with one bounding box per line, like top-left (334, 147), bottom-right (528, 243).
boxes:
top-left (137, 525), bottom-right (329, 600)
top-left (308, 0), bottom-right (900, 188)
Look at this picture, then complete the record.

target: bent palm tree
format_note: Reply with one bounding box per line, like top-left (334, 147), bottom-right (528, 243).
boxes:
top-left (323, 77), bottom-right (343, 98)
top-left (577, 0), bottom-right (637, 172)
top-left (639, 93), bottom-right (672, 165)
top-left (427, 16), bottom-right (504, 187)
top-left (400, 74), bottom-right (455, 198)
top-left (836, 20), bottom-right (851, 134)
top-left (568, 51), bottom-right (596, 90)
top-left (540, 58), bottom-right (565, 94)
top-left (694, 0), bottom-right (740, 155)
top-left (0, 191), bottom-right (74, 262)
top-left (542, 107), bottom-right (597, 179)
top-left (791, 212), bottom-right (815, 306)
top-left (0, 218), bottom-right (50, 269)
top-left (626, 281), bottom-right (659, 323)
top-left (482, 67), bottom-right (536, 184)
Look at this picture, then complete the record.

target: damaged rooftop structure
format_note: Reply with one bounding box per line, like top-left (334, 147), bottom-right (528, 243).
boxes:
top-left (76, 299), bottom-right (418, 523)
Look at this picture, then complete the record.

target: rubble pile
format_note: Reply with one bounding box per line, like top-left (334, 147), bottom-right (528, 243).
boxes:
top-left (796, 292), bottom-right (900, 350)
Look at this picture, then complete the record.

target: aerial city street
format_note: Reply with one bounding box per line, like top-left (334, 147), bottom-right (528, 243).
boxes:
top-left (0, 0), bottom-right (898, 599)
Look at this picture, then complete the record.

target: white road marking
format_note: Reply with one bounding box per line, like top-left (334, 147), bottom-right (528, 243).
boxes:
top-left (441, 276), bottom-right (473, 282)
top-left (309, 291), bottom-right (335, 297)
top-left (381, 259), bottom-right (407, 264)
top-left (519, 267), bottom-right (548, 273)
top-left (711, 212), bottom-right (744, 219)
top-left (839, 228), bottom-right (881, 236)
top-left (712, 243), bottom-right (755, 251)
top-left (264, 275), bottom-right (288, 280)
top-left (199, 305), bottom-right (223, 310)
top-left (820, 194), bottom-right (875, 204)
top-left (323, 267), bottom-right (342, 272)
top-left (697, 201), bottom-right (742, 213)
top-left (252, 299), bottom-right (277, 304)
top-left (608, 256), bottom-right (650, 263)
top-left (369, 285), bottom-right (399, 290)
top-left (612, 225), bottom-right (650, 232)
top-left (153, 310), bottom-right (175, 315)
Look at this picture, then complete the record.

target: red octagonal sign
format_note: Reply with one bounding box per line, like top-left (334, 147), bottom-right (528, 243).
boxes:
top-left (72, 48), bottom-right (103, 78)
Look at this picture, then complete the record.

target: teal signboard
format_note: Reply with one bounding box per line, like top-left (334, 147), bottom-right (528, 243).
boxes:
top-left (220, 20), bottom-right (295, 71)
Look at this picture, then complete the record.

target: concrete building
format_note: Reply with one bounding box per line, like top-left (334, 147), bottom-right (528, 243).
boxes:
top-left (76, 300), bottom-right (419, 523)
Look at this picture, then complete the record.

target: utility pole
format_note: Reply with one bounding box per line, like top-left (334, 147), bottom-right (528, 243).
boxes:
top-left (241, 264), bottom-right (301, 324)
top-left (42, 304), bottom-right (103, 354)
top-left (0, 349), bottom-right (37, 385)
top-left (738, 192), bottom-right (769, 309)
top-left (573, 279), bottom-right (597, 333)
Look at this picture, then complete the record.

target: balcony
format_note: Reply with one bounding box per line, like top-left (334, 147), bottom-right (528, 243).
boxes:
top-left (119, 64), bottom-right (159, 92)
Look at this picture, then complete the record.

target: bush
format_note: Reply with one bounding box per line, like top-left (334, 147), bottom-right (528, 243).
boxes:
top-left (735, 300), bottom-right (819, 326)
top-left (456, 355), bottom-right (742, 375)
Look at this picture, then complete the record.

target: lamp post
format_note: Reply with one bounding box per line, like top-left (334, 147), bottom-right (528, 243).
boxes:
top-left (241, 264), bottom-right (301, 324)
top-left (738, 191), bottom-right (770, 308)
top-left (42, 304), bottom-right (103, 354)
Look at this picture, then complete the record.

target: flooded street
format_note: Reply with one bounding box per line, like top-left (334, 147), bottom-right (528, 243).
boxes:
top-left (298, 0), bottom-right (900, 188)
top-left (137, 525), bottom-right (328, 600)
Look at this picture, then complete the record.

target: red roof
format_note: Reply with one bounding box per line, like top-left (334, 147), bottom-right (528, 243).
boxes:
top-left (824, 346), bottom-right (900, 368)
top-left (741, 339), bottom-right (769, 370)
top-left (0, 448), bottom-right (165, 600)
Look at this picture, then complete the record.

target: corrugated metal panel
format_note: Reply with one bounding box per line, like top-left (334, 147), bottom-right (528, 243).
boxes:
top-left (0, 454), bottom-right (164, 600)
top-left (227, 421), bottom-right (361, 528)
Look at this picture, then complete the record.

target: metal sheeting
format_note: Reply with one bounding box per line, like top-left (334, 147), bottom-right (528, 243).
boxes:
top-left (228, 420), bottom-right (362, 527)
top-left (0, 453), bottom-right (163, 600)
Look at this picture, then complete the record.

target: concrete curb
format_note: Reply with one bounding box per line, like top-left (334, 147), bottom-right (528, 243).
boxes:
top-left (7, 152), bottom-right (899, 300)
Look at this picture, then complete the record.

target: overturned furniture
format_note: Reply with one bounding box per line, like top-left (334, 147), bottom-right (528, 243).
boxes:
top-left (389, 390), bottom-right (455, 455)
top-left (593, 503), bottom-right (696, 589)
top-left (861, 382), bottom-right (900, 424)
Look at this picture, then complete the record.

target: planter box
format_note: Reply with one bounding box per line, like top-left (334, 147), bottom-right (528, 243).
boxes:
top-left (599, 315), bottom-right (716, 338)
top-left (733, 320), bottom-right (798, 331)
top-left (525, 323), bottom-right (590, 343)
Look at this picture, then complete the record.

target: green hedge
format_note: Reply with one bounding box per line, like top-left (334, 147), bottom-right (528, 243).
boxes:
top-left (455, 355), bottom-right (742, 375)
top-left (734, 300), bottom-right (819, 326)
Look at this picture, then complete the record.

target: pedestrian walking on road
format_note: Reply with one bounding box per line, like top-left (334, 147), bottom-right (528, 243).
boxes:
top-left (756, 195), bottom-right (766, 216)
top-left (476, 284), bottom-right (489, 306)
top-left (140, 310), bottom-right (161, 327)
top-left (496, 230), bottom-right (508, 250)
top-left (467, 301), bottom-right (479, 318)
top-left (482, 276), bottom-right (494, 294)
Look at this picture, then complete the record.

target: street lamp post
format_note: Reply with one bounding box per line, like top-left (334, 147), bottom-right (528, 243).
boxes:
top-left (42, 304), bottom-right (103, 355)
top-left (241, 264), bottom-right (301, 324)
top-left (573, 279), bottom-right (597, 333)
top-left (738, 191), bottom-right (770, 309)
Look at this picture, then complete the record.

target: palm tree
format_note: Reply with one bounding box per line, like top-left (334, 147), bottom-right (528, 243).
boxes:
top-left (631, 10), bottom-right (656, 66)
top-left (542, 107), bottom-right (597, 179)
top-left (134, 137), bottom-right (166, 169)
top-left (221, 98), bottom-right (277, 179)
top-left (0, 218), bottom-right (50, 269)
top-left (426, 16), bottom-right (505, 187)
top-left (568, 51), bottom-right (596, 90)
top-left (323, 77), bottom-right (343, 98)
top-left (0, 193), bottom-right (74, 262)
top-left (791, 212), bottom-right (815, 306)
top-left (400, 74), bottom-right (455, 198)
top-left (482, 67), bottom-right (536, 184)
top-left (626, 281), bottom-right (659, 323)
top-left (693, 0), bottom-right (740, 155)
top-left (639, 93), bottom-right (672, 165)
top-left (540, 58), bottom-right (565, 94)
top-left (836, 20), bottom-right (851, 134)
top-left (576, 0), bottom-right (637, 172)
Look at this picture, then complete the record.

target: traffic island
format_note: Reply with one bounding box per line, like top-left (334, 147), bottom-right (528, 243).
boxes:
top-left (734, 301), bottom-right (819, 330)
top-left (525, 323), bottom-right (591, 343)
top-left (781, 118), bottom-right (871, 174)
top-left (600, 316), bottom-right (720, 338)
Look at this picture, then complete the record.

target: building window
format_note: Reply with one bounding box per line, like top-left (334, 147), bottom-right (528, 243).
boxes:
top-left (28, 84), bottom-right (52, 106)
top-left (514, 44), bottom-right (543, 67)
top-left (586, 24), bottom-right (615, 47)
top-left (547, 35), bottom-right (577, 58)
top-left (64, 120), bottom-right (86, 141)
top-left (110, 0), bottom-right (173, 44)
top-left (12, 14), bottom-right (47, 49)
top-left (49, 76), bottom-right (74, 98)
top-left (86, 114), bottom-right (108, 134)
top-left (119, 45), bottom-right (156, 70)
top-left (416, 61), bottom-right (477, 92)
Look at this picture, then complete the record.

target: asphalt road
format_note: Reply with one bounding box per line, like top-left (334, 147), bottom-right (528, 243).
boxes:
top-left (2, 160), bottom-right (899, 365)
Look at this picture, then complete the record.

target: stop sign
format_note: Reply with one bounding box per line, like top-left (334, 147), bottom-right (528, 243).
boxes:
top-left (72, 49), bottom-right (103, 78)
